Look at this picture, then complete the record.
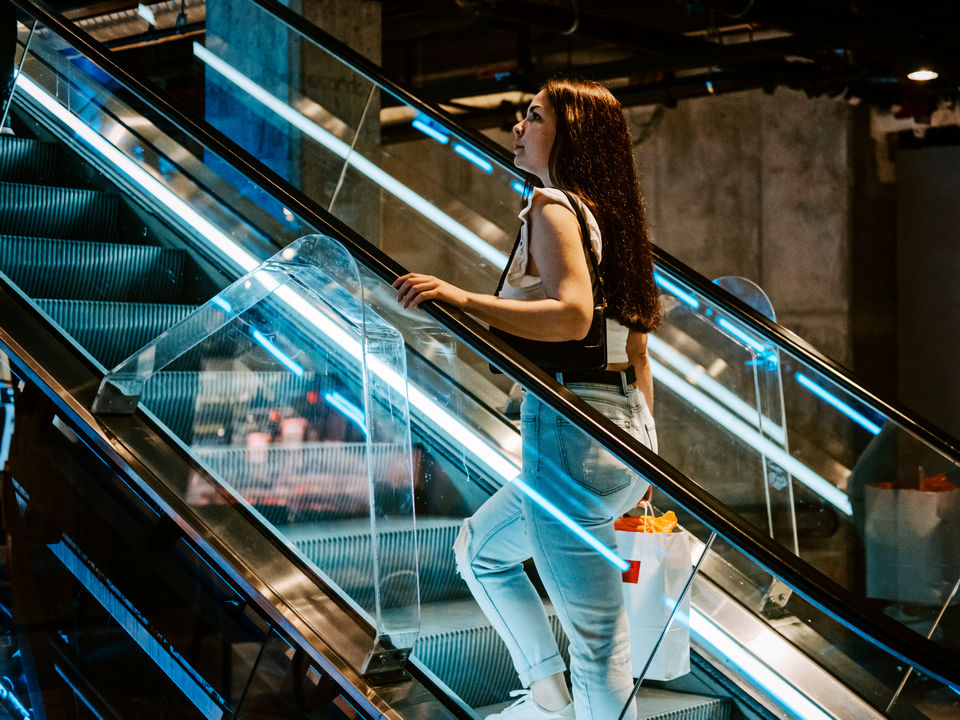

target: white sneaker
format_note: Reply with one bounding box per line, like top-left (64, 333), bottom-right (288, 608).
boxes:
top-left (486, 690), bottom-right (575, 719)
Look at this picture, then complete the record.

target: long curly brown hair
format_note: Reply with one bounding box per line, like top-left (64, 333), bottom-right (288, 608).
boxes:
top-left (543, 78), bottom-right (661, 333)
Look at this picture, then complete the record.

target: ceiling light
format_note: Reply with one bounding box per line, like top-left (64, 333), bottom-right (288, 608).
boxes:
top-left (907, 68), bottom-right (938, 82)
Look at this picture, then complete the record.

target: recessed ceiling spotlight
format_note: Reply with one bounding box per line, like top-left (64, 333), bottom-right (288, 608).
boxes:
top-left (907, 68), bottom-right (939, 82)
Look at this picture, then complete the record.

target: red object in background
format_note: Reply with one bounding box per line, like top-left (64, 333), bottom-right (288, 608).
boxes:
top-left (621, 560), bottom-right (642, 584)
top-left (306, 391), bottom-right (319, 404)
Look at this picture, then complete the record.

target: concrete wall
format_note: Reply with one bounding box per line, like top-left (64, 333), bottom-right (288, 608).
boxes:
top-left (630, 88), bottom-right (855, 366)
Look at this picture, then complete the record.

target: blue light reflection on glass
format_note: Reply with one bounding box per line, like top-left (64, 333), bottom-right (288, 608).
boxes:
top-left (251, 330), bottom-right (304, 377)
top-left (324, 391), bottom-right (367, 435)
top-left (453, 143), bottom-right (494, 173)
top-left (795, 373), bottom-right (882, 435)
top-left (411, 118), bottom-right (450, 144)
top-left (511, 476), bottom-right (629, 571)
top-left (54, 665), bottom-right (104, 720)
top-left (510, 180), bottom-right (526, 195)
top-left (210, 295), bottom-right (232, 313)
top-left (654, 272), bottom-right (700, 309)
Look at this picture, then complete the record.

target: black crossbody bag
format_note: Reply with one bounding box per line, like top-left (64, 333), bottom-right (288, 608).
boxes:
top-left (489, 191), bottom-right (607, 373)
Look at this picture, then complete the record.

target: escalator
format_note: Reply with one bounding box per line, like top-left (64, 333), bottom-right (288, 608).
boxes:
top-left (0, 2), bottom-right (959, 719)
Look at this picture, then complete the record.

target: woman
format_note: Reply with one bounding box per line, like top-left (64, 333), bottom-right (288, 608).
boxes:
top-left (394, 78), bottom-right (661, 720)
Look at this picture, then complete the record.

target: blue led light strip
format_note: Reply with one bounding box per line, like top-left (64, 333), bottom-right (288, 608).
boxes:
top-left (647, 336), bottom-right (786, 445)
top-left (453, 143), bottom-right (494, 173)
top-left (795, 373), bottom-right (882, 435)
top-left (652, 361), bottom-right (853, 515)
top-left (50, 540), bottom-right (225, 719)
top-left (192, 43), bottom-right (508, 268)
top-left (654, 272), bottom-right (700, 309)
top-left (411, 117), bottom-right (449, 144)
top-left (717, 316), bottom-right (768, 355)
top-left (690, 610), bottom-right (833, 720)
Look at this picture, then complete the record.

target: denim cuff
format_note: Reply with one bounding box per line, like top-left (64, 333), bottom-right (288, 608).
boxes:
top-left (519, 652), bottom-right (566, 687)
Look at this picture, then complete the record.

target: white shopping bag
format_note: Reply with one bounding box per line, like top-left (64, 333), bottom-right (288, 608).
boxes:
top-left (615, 515), bottom-right (691, 681)
top-left (865, 476), bottom-right (960, 605)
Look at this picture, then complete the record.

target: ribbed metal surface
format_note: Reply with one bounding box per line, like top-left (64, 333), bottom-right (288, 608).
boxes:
top-left (412, 603), bottom-right (569, 708)
top-left (0, 235), bottom-right (184, 302)
top-left (283, 517), bottom-right (466, 605)
top-left (0, 182), bottom-right (117, 241)
top-left (0, 137), bottom-right (57, 183)
top-left (35, 299), bottom-right (194, 369)
top-left (141, 371), bottom-right (332, 445)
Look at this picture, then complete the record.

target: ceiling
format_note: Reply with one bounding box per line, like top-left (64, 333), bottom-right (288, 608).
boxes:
top-left (379, 0), bottom-right (960, 124)
top-left (65, 0), bottom-right (960, 130)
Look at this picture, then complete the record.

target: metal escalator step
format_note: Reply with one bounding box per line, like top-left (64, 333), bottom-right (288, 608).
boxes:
top-left (35, 299), bottom-right (194, 369)
top-left (410, 597), bottom-right (568, 708)
top-left (414, 600), bottom-right (731, 718)
top-left (0, 182), bottom-right (118, 241)
top-left (0, 137), bottom-right (57, 183)
top-left (279, 518), bottom-right (468, 607)
top-left (0, 235), bottom-right (184, 302)
top-left (477, 688), bottom-right (731, 720)
top-left (141, 371), bottom-right (333, 445)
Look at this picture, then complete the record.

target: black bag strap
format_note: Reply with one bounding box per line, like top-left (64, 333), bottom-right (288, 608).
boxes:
top-left (494, 190), bottom-right (606, 308)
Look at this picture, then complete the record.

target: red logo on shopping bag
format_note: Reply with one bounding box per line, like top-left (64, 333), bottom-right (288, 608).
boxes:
top-left (621, 560), bottom-right (641, 584)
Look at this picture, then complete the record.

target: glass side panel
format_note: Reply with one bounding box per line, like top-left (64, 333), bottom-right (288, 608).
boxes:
top-left (94, 235), bottom-right (420, 667)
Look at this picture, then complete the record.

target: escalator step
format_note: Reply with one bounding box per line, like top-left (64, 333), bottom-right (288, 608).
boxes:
top-left (280, 518), bottom-right (468, 607)
top-left (35, 299), bottom-right (194, 369)
top-left (0, 235), bottom-right (184, 302)
top-left (409, 598), bottom-right (569, 708)
top-left (0, 136), bottom-right (57, 183)
top-left (141, 371), bottom-right (333, 445)
top-left (0, 182), bottom-right (118, 241)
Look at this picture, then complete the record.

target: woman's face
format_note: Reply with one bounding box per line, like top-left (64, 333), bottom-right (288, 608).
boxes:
top-left (512, 90), bottom-right (557, 186)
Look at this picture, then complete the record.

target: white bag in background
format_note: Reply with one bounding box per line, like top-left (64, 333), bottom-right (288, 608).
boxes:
top-left (615, 525), bottom-right (692, 680)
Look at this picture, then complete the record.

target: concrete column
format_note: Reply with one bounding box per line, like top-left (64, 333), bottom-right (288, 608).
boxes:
top-left (896, 143), bottom-right (960, 439)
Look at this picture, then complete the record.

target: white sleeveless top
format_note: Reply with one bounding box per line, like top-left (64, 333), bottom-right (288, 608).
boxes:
top-left (499, 187), bottom-right (629, 363)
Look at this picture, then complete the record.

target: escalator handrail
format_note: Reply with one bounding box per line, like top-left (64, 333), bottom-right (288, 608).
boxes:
top-left (13, 0), bottom-right (960, 693)
top-left (247, 0), bottom-right (960, 462)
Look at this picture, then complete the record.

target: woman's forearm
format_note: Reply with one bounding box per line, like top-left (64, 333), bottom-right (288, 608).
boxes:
top-left (463, 292), bottom-right (593, 341)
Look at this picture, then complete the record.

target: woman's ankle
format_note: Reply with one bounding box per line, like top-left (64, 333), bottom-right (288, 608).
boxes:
top-left (530, 673), bottom-right (572, 711)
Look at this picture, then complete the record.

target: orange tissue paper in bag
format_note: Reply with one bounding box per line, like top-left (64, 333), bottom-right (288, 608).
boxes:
top-left (614, 510), bottom-right (678, 533)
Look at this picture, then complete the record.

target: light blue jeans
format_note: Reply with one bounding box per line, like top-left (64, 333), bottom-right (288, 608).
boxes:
top-left (455, 378), bottom-right (657, 720)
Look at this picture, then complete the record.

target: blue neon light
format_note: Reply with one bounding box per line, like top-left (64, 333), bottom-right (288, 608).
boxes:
top-left (654, 272), bottom-right (700, 309)
top-left (411, 118), bottom-right (450, 144)
top-left (453, 143), bottom-right (494, 173)
top-left (510, 180), bottom-right (526, 195)
top-left (211, 295), bottom-right (232, 313)
top-left (251, 330), bottom-right (304, 377)
top-left (717, 317), bottom-right (768, 355)
top-left (54, 665), bottom-right (103, 720)
top-left (324, 392), bottom-right (367, 435)
top-left (511, 476), bottom-right (629, 571)
top-left (795, 373), bottom-right (882, 435)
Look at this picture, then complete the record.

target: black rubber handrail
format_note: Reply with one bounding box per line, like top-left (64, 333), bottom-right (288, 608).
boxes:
top-left (12, 0), bottom-right (960, 694)
top-left (247, 0), bottom-right (960, 462)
